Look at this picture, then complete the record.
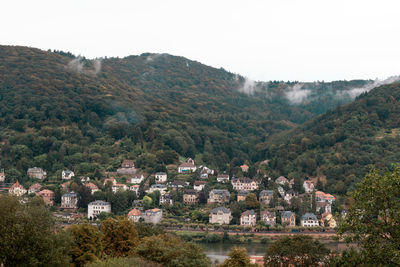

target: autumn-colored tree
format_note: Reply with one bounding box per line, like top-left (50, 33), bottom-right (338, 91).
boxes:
top-left (220, 246), bottom-right (257, 267)
top-left (135, 234), bottom-right (211, 267)
top-left (245, 193), bottom-right (259, 209)
top-left (264, 235), bottom-right (330, 267)
top-left (101, 217), bottom-right (139, 257)
top-left (68, 224), bottom-right (102, 267)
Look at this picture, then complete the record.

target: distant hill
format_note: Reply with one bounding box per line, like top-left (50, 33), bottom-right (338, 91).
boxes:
top-left (260, 81), bottom-right (400, 193)
top-left (0, 45), bottom-right (376, 184)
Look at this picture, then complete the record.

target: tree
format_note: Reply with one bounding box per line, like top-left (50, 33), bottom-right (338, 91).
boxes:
top-left (135, 234), bottom-right (210, 267)
top-left (220, 246), bottom-right (257, 267)
top-left (77, 185), bottom-right (93, 208)
top-left (0, 195), bottom-right (72, 266)
top-left (245, 193), bottom-right (259, 209)
top-left (143, 195), bottom-right (153, 209)
top-left (68, 224), bottom-right (102, 267)
top-left (101, 217), bottom-right (139, 257)
top-left (337, 168), bottom-right (400, 265)
top-left (264, 235), bottom-right (330, 267)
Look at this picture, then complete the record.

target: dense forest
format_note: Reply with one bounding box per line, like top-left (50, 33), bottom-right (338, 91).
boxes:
top-left (0, 45), bottom-right (393, 193)
top-left (262, 81), bottom-right (400, 193)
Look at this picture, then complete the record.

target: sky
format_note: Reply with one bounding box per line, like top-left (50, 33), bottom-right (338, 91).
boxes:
top-left (1, 0), bottom-right (400, 82)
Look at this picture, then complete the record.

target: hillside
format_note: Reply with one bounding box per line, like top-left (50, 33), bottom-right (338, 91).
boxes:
top-left (0, 45), bottom-right (373, 184)
top-left (261, 81), bottom-right (400, 193)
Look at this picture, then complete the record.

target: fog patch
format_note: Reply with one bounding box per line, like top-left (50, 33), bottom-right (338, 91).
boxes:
top-left (285, 84), bottom-right (311, 104)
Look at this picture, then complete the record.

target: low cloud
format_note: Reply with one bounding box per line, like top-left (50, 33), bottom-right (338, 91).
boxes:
top-left (336, 75), bottom-right (400, 99)
top-left (285, 84), bottom-right (311, 104)
top-left (67, 57), bottom-right (102, 75)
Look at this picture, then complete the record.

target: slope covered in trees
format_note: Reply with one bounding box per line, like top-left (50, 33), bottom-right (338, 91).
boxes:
top-left (0, 45), bottom-right (372, 185)
top-left (262, 82), bottom-right (400, 193)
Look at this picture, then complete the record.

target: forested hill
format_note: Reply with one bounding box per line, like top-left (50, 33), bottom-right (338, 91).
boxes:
top-left (0, 45), bottom-right (372, 182)
top-left (261, 81), bottom-right (400, 194)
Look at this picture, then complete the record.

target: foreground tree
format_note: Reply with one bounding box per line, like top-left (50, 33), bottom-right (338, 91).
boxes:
top-left (101, 217), bottom-right (139, 257)
top-left (135, 234), bottom-right (211, 267)
top-left (0, 195), bottom-right (71, 266)
top-left (68, 224), bottom-right (102, 267)
top-left (337, 167), bottom-right (400, 265)
top-left (220, 246), bottom-right (257, 267)
top-left (264, 235), bottom-right (330, 267)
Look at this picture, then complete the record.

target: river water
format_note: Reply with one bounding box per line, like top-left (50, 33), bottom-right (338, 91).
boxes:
top-left (199, 240), bottom-right (353, 264)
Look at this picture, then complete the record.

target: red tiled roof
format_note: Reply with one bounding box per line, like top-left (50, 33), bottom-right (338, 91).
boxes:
top-left (128, 208), bottom-right (142, 217)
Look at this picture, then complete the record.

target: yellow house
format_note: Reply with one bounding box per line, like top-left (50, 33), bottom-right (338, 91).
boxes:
top-left (321, 213), bottom-right (337, 228)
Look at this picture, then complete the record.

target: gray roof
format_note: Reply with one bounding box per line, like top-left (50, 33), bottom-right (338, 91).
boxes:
top-left (89, 200), bottom-right (110, 206)
top-left (155, 172), bottom-right (167, 175)
top-left (281, 211), bottom-right (294, 218)
top-left (301, 212), bottom-right (318, 221)
top-left (242, 209), bottom-right (255, 216)
top-left (151, 184), bottom-right (167, 188)
top-left (211, 189), bottom-right (230, 195)
top-left (62, 192), bottom-right (77, 198)
top-left (210, 206), bottom-right (231, 214)
top-left (238, 190), bottom-right (250, 196)
top-left (260, 190), bottom-right (274, 196)
top-left (260, 210), bottom-right (276, 217)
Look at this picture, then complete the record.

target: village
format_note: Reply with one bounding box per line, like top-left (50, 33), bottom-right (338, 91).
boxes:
top-left (1, 157), bottom-right (339, 231)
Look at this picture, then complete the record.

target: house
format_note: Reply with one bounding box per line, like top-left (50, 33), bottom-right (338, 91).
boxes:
top-left (260, 210), bottom-right (276, 226)
top-left (275, 176), bottom-right (289, 185)
top-left (85, 182), bottom-right (99, 195)
top-left (129, 184), bottom-right (140, 195)
top-left (128, 208), bottom-right (142, 222)
top-left (37, 189), bottom-right (55, 206)
top-left (259, 190), bottom-right (274, 205)
top-left (28, 183), bottom-right (42, 194)
top-left (303, 180), bottom-right (315, 193)
top-left (62, 170), bottom-right (75, 180)
top-left (209, 207), bottom-right (232, 225)
top-left (315, 191), bottom-right (335, 204)
top-left (147, 184), bottom-right (168, 194)
top-left (217, 174), bottom-right (229, 183)
top-left (284, 189), bottom-right (298, 204)
top-left (240, 210), bottom-right (256, 227)
top-left (61, 192), bottom-right (78, 210)
top-left (183, 189), bottom-right (199, 205)
top-left (88, 200), bottom-right (111, 220)
top-left (112, 183), bottom-right (128, 193)
top-left (132, 200), bottom-right (144, 210)
top-left (104, 178), bottom-right (117, 186)
top-left (237, 190), bottom-right (250, 201)
top-left (178, 158), bottom-right (197, 173)
top-left (240, 164), bottom-right (249, 172)
top-left (155, 172), bottom-right (167, 183)
top-left (117, 160), bottom-right (137, 175)
top-left (208, 189), bottom-right (230, 204)
top-left (316, 201), bottom-right (332, 214)
top-left (142, 208), bottom-right (163, 224)
top-left (0, 169), bottom-right (5, 182)
top-left (278, 186), bottom-right (285, 197)
top-left (199, 166), bottom-right (214, 179)
top-left (320, 213), bottom-right (337, 228)
top-left (301, 213), bottom-right (319, 227)
top-left (9, 181), bottom-right (27, 196)
top-left (80, 176), bottom-right (90, 184)
top-left (121, 160), bottom-right (135, 168)
top-left (127, 172), bottom-right (145, 184)
top-left (160, 193), bottom-right (173, 206)
top-left (193, 180), bottom-right (206, 191)
top-left (281, 211), bottom-right (296, 227)
top-left (27, 167), bottom-right (47, 180)
top-left (169, 180), bottom-right (188, 189)
top-left (231, 178), bottom-right (258, 191)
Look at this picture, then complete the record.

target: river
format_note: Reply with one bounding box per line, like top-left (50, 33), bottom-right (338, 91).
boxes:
top-left (199, 240), bottom-right (353, 264)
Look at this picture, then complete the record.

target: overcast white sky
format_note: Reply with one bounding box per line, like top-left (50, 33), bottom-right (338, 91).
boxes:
top-left (1, 0), bottom-right (400, 82)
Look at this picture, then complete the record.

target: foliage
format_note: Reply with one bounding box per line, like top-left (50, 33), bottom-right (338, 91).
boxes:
top-left (0, 195), bottom-right (72, 266)
top-left (134, 233), bottom-right (211, 267)
top-left (263, 235), bottom-right (330, 267)
top-left (86, 256), bottom-right (161, 267)
top-left (245, 193), bottom-right (259, 209)
top-left (101, 217), bottom-right (139, 257)
top-left (337, 167), bottom-right (400, 265)
top-left (68, 224), bottom-right (102, 267)
top-left (219, 246), bottom-right (257, 267)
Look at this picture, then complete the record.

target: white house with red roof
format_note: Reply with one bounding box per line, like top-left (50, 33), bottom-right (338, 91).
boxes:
top-left (9, 181), bottom-right (27, 196)
top-left (85, 182), bottom-right (99, 195)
